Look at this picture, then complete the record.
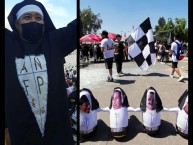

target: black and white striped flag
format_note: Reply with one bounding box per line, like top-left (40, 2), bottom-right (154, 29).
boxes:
top-left (126, 17), bottom-right (156, 71)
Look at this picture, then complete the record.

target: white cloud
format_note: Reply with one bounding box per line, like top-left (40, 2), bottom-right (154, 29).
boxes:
top-left (38, 0), bottom-right (71, 17)
top-left (5, 9), bottom-right (12, 30)
top-left (37, 0), bottom-right (76, 28)
top-left (5, 0), bottom-right (76, 29)
top-left (45, 3), bottom-right (69, 17)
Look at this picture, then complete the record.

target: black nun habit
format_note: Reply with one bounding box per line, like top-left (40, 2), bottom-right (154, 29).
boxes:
top-left (139, 87), bottom-right (163, 135)
top-left (176, 90), bottom-right (188, 139)
top-left (109, 87), bottom-right (129, 109)
top-left (8, 0), bottom-right (55, 32)
top-left (5, 0), bottom-right (77, 145)
top-left (140, 86), bottom-right (163, 113)
top-left (109, 87), bottom-right (130, 138)
top-left (178, 89), bottom-right (188, 111)
top-left (79, 88), bottom-right (100, 138)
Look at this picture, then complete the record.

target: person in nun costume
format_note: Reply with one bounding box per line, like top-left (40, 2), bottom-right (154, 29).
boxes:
top-left (135, 87), bottom-right (169, 135)
top-left (169, 90), bottom-right (188, 139)
top-left (102, 87), bottom-right (135, 138)
top-left (5, 0), bottom-right (76, 145)
top-left (79, 88), bottom-right (101, 141)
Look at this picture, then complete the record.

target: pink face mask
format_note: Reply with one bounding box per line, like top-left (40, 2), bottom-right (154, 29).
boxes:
top-left (112, 92), bottom-right (122, 110)
top-left (146, 92), bottom-right (155, 110)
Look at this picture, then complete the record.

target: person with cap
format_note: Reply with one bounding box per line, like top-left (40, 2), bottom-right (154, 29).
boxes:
top-left (100, 30), bottom-right (118, 82)
top-left (5, 0), bottom-right (77, 145)
top-left (114, 34), bottom-right (125, 77)
top-left (102, 87), bottom-right (135, 138)
top-left (169, 90), bottom-right (188, 139)
top-left (134, 87), bottom-right (169, 135)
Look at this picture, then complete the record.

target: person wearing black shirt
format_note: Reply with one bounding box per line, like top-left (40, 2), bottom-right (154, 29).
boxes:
top-left (114, 34), bottom-right (125, 77)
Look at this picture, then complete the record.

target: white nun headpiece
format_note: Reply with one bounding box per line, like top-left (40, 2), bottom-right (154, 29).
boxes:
top-left (16, 4), bottom-right (44, 20)
top-left (140, 87), bottom-right (163, 113)
top-left (80, 88), bottom-right (99, 110)
top-left (109, 87), bottom-right (129, 109)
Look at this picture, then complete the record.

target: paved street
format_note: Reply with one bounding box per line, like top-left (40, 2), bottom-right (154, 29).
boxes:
top-left (80, 57), bottom-right (188, 145)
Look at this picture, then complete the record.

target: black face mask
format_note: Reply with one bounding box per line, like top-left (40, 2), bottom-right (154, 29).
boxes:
top-left (21, 22), bottom-right (44, 43)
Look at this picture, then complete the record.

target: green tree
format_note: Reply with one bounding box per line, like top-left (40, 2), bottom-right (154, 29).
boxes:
top-left (80, 7), bottom-right (103, 37)
top-left (154, 17), bottom-right (188, 43)
top-left (154, 17), bottom-right (167, 42)
top-left (158, 17), bottom-right (166, 28)
top-left (163, 18), bottom-right (175, 31)
top-left (174, 18), bottom-right (187, 41)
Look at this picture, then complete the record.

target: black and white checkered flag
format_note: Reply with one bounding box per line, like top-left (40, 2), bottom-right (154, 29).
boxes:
top-left (126, 17), bottom-right (156, 71)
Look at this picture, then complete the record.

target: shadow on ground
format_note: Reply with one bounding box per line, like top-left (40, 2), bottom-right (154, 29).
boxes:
top-left (141, 73), bottom-right (169, 77)
top-left (148, 119), bottom-right (177, 138)
top-left (171, 77), bottom-right (188, 83)
top-left (113, 117), bottom-right (178, 142)
top-left (80, 62), bottom-right (89, 68)
top-left (113, 79), bottom-right (135, 85)
top-left (90, 60), bottom-right (104, 64)
top-left (81, 119), bottom-right (113, 143)
top-left (179, 78), bottom-right (188, 83)
top-left (121, 73), bottom-right (140, 77)
top-left (80, 116), bottom-right (142, 143)
top-left (80, 117), bottom-right (182, 143)
top-left (114, 115), bottom-right (142, 142)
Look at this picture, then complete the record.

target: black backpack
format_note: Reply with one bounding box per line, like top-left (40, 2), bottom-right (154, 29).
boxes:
top-left (175, 41), bottom-right (185, 60)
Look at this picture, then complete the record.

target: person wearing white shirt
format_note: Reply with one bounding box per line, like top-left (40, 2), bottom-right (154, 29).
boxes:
top-left (100, 30), bottom-right (117, 82)
top-left (169, 34), bottom-right (184, 81)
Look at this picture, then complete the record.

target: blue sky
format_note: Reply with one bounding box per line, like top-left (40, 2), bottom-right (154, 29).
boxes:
top-left (80, 0), bottom-right (188, 38)
top-left (5, 0), bottom-right (77, 30)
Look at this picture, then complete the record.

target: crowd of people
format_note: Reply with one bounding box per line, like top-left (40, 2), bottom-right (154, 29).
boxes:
top-left (80, 40), bottom-right (131, 63)
top-left (155, 39), bottom-right (188, 64)
top-left (64, 65), bottom-right (77, 145)
top-left (92, 30), bottom-right (187, 82)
